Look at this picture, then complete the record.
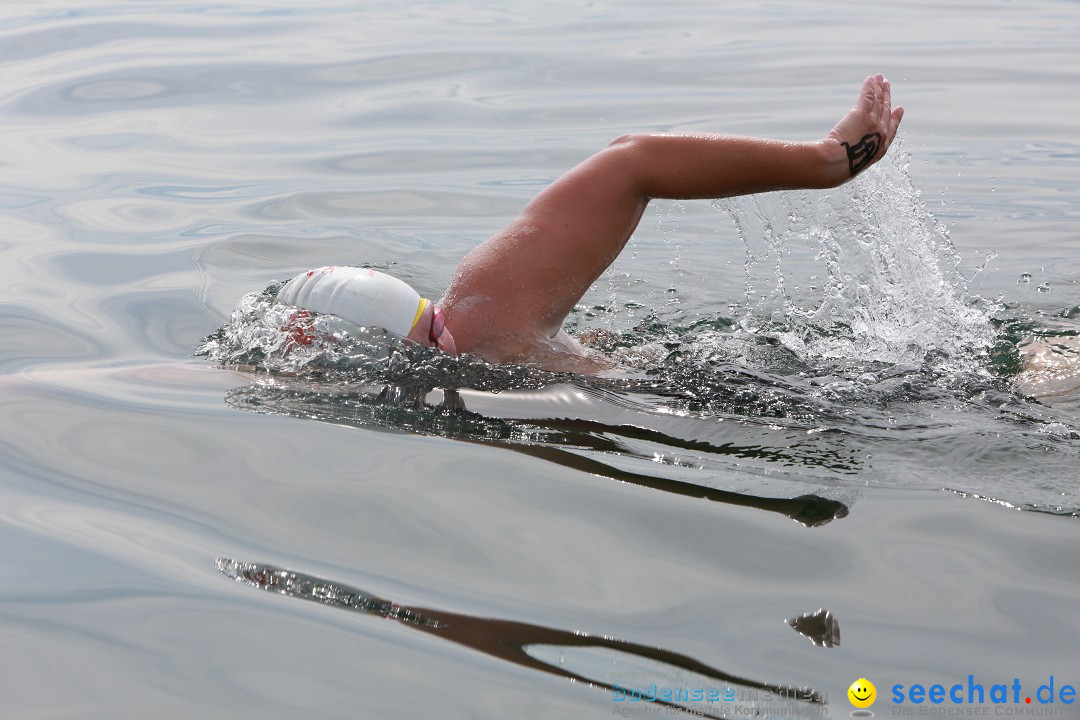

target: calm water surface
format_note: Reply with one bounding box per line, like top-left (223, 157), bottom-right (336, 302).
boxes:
top-left (2, 1), bottom-right (1079, 718)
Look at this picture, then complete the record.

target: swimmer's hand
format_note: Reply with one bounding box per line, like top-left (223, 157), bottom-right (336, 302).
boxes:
top-left (823, 74), bottom-right (904, 183)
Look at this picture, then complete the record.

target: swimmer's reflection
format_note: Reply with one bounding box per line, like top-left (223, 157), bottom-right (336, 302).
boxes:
top-left (224, 381), bottom-right (850, 527)
top-left (217, 558), bottom-right (822, 718)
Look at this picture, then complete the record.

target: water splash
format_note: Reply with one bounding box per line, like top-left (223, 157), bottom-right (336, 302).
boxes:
top-left (716, 139), bottom-right (998, 374)
top-left (196, 285), bottom-right (395, 375)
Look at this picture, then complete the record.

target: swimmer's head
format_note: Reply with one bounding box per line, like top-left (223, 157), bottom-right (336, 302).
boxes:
top-left (277, 266), bottom-right (456, 353)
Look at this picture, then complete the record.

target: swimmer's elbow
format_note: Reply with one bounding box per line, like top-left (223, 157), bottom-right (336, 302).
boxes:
top-left (601, 134), bottom-right (663, 199)
top-left (607, 133), bottom-right (638, 148)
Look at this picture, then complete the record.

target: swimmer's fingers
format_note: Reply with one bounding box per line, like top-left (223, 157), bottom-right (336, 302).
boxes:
top-left (856, 73), bottom-right (878, 114)
top-left (871, 73), bottom-right (884, 114)
top-left (880, 77), bottom-right (904, 153)
top-left (867, 74), bottom-right (891, 158)
top-left (885, 104), bottom-right (904, 153)
top-left (855, 80), bottom-right (870, 113)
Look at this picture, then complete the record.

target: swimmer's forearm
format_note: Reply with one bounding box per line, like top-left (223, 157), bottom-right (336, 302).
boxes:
top-left (604, 75), bottom-right (902, 199)
top-left (604, 133), bottom-right (851, 199)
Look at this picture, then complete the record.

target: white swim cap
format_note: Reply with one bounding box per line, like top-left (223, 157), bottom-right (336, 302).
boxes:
top-left (277, 266), bottom-right (428, 337)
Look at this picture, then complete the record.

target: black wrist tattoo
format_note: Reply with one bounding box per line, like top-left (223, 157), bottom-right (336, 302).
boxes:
top-left (841, 132), bottom-right (882, 176)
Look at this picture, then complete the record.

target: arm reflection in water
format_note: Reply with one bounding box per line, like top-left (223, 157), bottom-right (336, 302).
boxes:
top-left (224, 381), bottom-right (850, 528)
top-left (217, 558), bottom-right (822, 718)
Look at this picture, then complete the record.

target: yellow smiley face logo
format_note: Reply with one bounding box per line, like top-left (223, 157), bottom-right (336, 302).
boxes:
top-left (848, 678), bottom-right (876, 708)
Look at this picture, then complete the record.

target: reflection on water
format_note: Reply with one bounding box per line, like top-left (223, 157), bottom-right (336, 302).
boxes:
top-left (224, 379), bottom-right (852, 527)
top-left (219, 557), bottom-right (822, 719)
top-left (786, 609), bottom-right (841, 649)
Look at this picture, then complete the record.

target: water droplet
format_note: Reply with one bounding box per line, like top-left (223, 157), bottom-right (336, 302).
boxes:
top-left (1018, 273), bottom-right (1032, 284)
top-left (1037, 283), bottom-right (1051, 294)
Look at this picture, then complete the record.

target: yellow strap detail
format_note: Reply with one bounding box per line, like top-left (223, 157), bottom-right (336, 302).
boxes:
top-left (410, 298), bottom-right (429, 332)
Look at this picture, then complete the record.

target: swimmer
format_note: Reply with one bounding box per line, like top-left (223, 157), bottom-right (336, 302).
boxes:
top-left (277, 74), bottom-right (903, 370)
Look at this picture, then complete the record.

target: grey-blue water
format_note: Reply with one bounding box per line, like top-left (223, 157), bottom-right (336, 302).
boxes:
top-left (2, 2), bottom-right (1079, 718)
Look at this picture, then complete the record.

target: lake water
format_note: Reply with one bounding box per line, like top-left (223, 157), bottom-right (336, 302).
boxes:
top-left (2, 1), bottom-right (1079, 718)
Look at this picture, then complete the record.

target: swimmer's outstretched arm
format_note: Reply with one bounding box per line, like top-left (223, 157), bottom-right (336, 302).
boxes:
top-left (443, 75), bottom-right (903, 353)
top-left (611, 74), bottom-right (903, 199)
